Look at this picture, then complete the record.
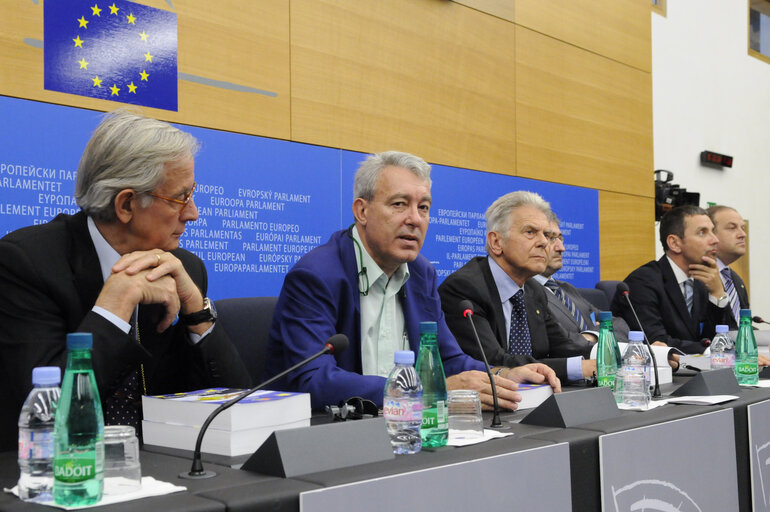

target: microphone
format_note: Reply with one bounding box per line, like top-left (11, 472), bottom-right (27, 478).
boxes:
top-left (752, 316), bottom-right (770, 325)
top-left (179, 334), bottom-right (349, 479)
top-left (459, 300), bottom-right (502, 428)
top-left (617, 282), bottom-right (661, 397)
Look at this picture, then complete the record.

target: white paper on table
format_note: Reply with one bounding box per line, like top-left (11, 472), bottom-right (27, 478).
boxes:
top-left (447, 428), bottom-right (514, 447)
top-left (664, 394), bottom-right (739, 405)
top-left (4, 476), bottom-right (186, 510)
top-left (616, 399), bottom-right (668, 411)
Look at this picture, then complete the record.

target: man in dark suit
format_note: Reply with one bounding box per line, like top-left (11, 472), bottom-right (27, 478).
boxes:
top-left (533, 213), bottom-right (629, 343)
top-left (0, 111), bottom-right (250, 450)
top-left (439, 191), bottom-right (595, 383)
top-left (707, 205), bottom-right (749, 329)
top-left (611, 205), bottom-right (731, 353)
top-left (266, 152), bottom-right (559, 411)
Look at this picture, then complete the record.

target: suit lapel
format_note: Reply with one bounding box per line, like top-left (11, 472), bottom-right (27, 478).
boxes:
top-left (66, 212), bottom-right (105, 318)
top-left (659, 257), bottom-right (697, 339)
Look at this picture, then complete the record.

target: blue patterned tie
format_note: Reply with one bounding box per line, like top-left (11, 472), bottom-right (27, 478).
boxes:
top-left (683, 279), bottom-right (694, 314)
top-left (544, 279), bottom-right (589, 331)
top-left (721, 267), bottom-right (741, 325)
top-left (508, 289), bottom-right (533, 356)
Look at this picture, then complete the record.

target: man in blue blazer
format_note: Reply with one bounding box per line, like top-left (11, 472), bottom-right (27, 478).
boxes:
top-left (265, 151), bottom-right (559, 410)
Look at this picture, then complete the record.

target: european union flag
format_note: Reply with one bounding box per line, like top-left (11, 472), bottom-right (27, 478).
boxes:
top-left (44, 0), bottom-right (178, 111)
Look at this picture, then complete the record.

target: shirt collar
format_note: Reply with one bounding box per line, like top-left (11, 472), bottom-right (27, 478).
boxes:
top-left (533, 274), bottom-right (549, 286)
top-left (488, 256), bottom-right (523, 304)
top-left (352, 225), bottom-right (410, 290)
top-left (716, 257), bottom-right (728, 272)
top-left (87, 216), bottom-right (121, 283)
top-left (665, 254), bottom-right (691, 286)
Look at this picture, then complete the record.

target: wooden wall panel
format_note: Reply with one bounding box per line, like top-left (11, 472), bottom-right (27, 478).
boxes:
top-left (290, 0), bottom-right (517, 174)
top-left (451, 0), bottom-right (515, 22)
top-left (0, 0), bottom-right (290, 139)
top-left (515, 26), bottom-right (653, 197)
top-left (515, 0), bottom-right (651, 72)
top-left (599, 191), bottom-right (655, 280)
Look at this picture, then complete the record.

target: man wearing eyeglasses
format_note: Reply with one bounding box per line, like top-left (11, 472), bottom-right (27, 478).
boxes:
top-left (265, 151), bottom-right (560, 413)
top-left (0, 110), bottom-right (250, 450)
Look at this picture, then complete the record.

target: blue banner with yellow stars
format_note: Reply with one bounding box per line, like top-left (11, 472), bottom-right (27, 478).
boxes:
top-left (44, 0), bottom-right (178, 111)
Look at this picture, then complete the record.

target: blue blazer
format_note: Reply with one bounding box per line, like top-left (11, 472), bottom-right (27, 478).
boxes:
top-left (265, 228), bottom-right (484, 409)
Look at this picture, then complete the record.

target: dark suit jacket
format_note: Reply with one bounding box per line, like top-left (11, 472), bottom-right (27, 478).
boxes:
top-left (438, 257), bottom-right (593, 382)
top-left (542, 279), bottom-right (630, 343)
top-left (264, 228), bottom-right (484, 410)
top-left (0, 212), bottom-right (251, 450)
top-left (610, 255), bottom-right (731, 353)
top-left (723, 267), bottom-right (749, 330)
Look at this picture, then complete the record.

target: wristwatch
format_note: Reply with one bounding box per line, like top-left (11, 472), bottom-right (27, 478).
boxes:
top-left (180, 297), bottom-right (217, 326)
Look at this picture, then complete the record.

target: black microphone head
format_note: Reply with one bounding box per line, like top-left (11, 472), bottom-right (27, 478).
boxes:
top-left (325, 334), bottom-right (349, 354)
top-left (459, 300), bottom-right (474, 318)
top-left (616, 282), bottom-right (630, 295)
top-left (753, 316), bottom-right (764, 323)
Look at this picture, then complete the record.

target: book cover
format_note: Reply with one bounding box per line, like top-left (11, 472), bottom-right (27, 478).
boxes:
top-left (141, 388), bottom-right (310, 431)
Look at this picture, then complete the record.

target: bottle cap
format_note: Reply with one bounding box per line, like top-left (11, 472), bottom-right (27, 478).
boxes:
top-left (32, 366), bottom-right (61, 386)
top-left (628, 331), bottom-right (644, 342)
top-left (715, 324), bottom-right (729, 333)
top-left (419, 321), bottom-right (437, 334)
top-left (67, 332), bottom-right (93, 350)
top-left (394, 350), bottom-right (415, 365)
top-left (598, 311), bottom-right (612, 322)
top-left (740, 309), bottom-right (752, 318)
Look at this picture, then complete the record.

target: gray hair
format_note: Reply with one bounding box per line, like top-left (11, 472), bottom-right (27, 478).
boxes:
top-left (485, 191), bottom-right (551, 253)
top-left (547, 210), bottom-right (560, 226)
top-left (353, 151), bottom-right (431, 201)
top-left (74, 109), bottom-right (199, 222)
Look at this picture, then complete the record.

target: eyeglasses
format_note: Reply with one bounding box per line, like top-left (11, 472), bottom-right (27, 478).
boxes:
top-left (147, 182), bottom-right (196, 211)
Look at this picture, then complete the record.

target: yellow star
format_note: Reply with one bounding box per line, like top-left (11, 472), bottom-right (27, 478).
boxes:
top-left (109, 3), bottom-right (119, 15)
top-left (139, 69), bottom-right (149, 81)
top-left (92, 75), bottom-right (102, 87)
top-left (110, 84), bottom-right (120, 96)
top-left (144, 51), bottom-right (153, 63)
top-left (127, 82), bottom-right (137, 94)
top-left (91, 4), bottom-right (101, 16)
top-left (78, 58), bottom-right (89, 70)
top-left (73, 35), bottom-right (84, 48)
top-left (77, 16), bottom-right (89, 28)
top-left (126, 12), bottom-right (136, 24)
top-left (139, 30), bottom-right (148, 42)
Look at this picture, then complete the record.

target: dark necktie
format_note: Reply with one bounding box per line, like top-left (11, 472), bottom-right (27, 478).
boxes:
top-left (508, 289), bottom-right (533, 356)
top-left (721, 267), bottom-right (741, 325)
top-left (544, 279), bottom-right (589, 331)
top-left (103, 309), bottom-right (142, 432)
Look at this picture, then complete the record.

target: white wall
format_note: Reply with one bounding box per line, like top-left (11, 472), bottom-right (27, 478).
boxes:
top-left (652, 0), bottom-right (770, 320)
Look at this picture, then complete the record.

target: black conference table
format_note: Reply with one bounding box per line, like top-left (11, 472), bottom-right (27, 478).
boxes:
top-left (1, 376), bottom-right (769, 512)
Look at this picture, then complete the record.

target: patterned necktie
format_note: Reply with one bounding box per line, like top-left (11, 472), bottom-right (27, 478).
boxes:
top-left (683, 279), bottom-right (694, 314)
top-left (544, 279), bottom-right (589, 331)
top-left (103, 309), bottom-right (142, 432)
top-left (721, 267), bottom-right (741, 325)
top-left (508, 289), bottom-right (533, 356)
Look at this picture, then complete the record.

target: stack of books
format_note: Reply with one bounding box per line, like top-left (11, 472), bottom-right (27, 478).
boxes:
top-left (141, 388), bottom-right (311, 460)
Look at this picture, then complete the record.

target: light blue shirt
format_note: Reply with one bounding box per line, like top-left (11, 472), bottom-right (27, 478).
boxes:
top-left (352, 226), bottom-right (409, 377)
top-left (489, 257), bottom-right (583, 381)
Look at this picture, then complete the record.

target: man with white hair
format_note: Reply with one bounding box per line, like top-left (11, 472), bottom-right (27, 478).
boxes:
top-left (0, 110), bottom-right (250, 450)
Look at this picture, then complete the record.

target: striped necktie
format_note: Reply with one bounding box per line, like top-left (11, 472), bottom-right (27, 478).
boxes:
top-left (544, 279), bottom-right (589, 331)
top-left (721, 267), bottom-right (741, 325)
top-left (508, 289), bottom-right (533, 356)
top-left (683, 279), bottom-right (694, 314)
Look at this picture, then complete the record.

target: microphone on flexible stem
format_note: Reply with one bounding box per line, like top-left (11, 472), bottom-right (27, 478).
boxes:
top-left (459, 300), bottom-right (502, 428)
top-left (179, 333), bottom-right (349, 479)
top-left (752, 316), bottom-right (770, 325)
top-left (616, 282), bottom-right (661, 398)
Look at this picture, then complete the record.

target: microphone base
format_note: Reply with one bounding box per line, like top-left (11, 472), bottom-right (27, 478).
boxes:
top-left (179, 469), bottom-right (217, 479)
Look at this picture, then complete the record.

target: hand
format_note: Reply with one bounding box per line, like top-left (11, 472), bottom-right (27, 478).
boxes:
top-left (499, 363), bottom-right (561, 393)
top-left (446, 370), bottom-right (522, 411)
top-left (582, 333), bottom-right (598, 343)
top-left (112, 250), bottom-right (210, 334)
top-left (651, 341), bottom-right (668, 347)
top-left (95, 269), bottom-right (180, 332)
top-left (759, 354), bottom-right (770, 367)
top-left (688, 256), bottom-right (725, 298)
top-left (581, 359), bottom-right (597, 378)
